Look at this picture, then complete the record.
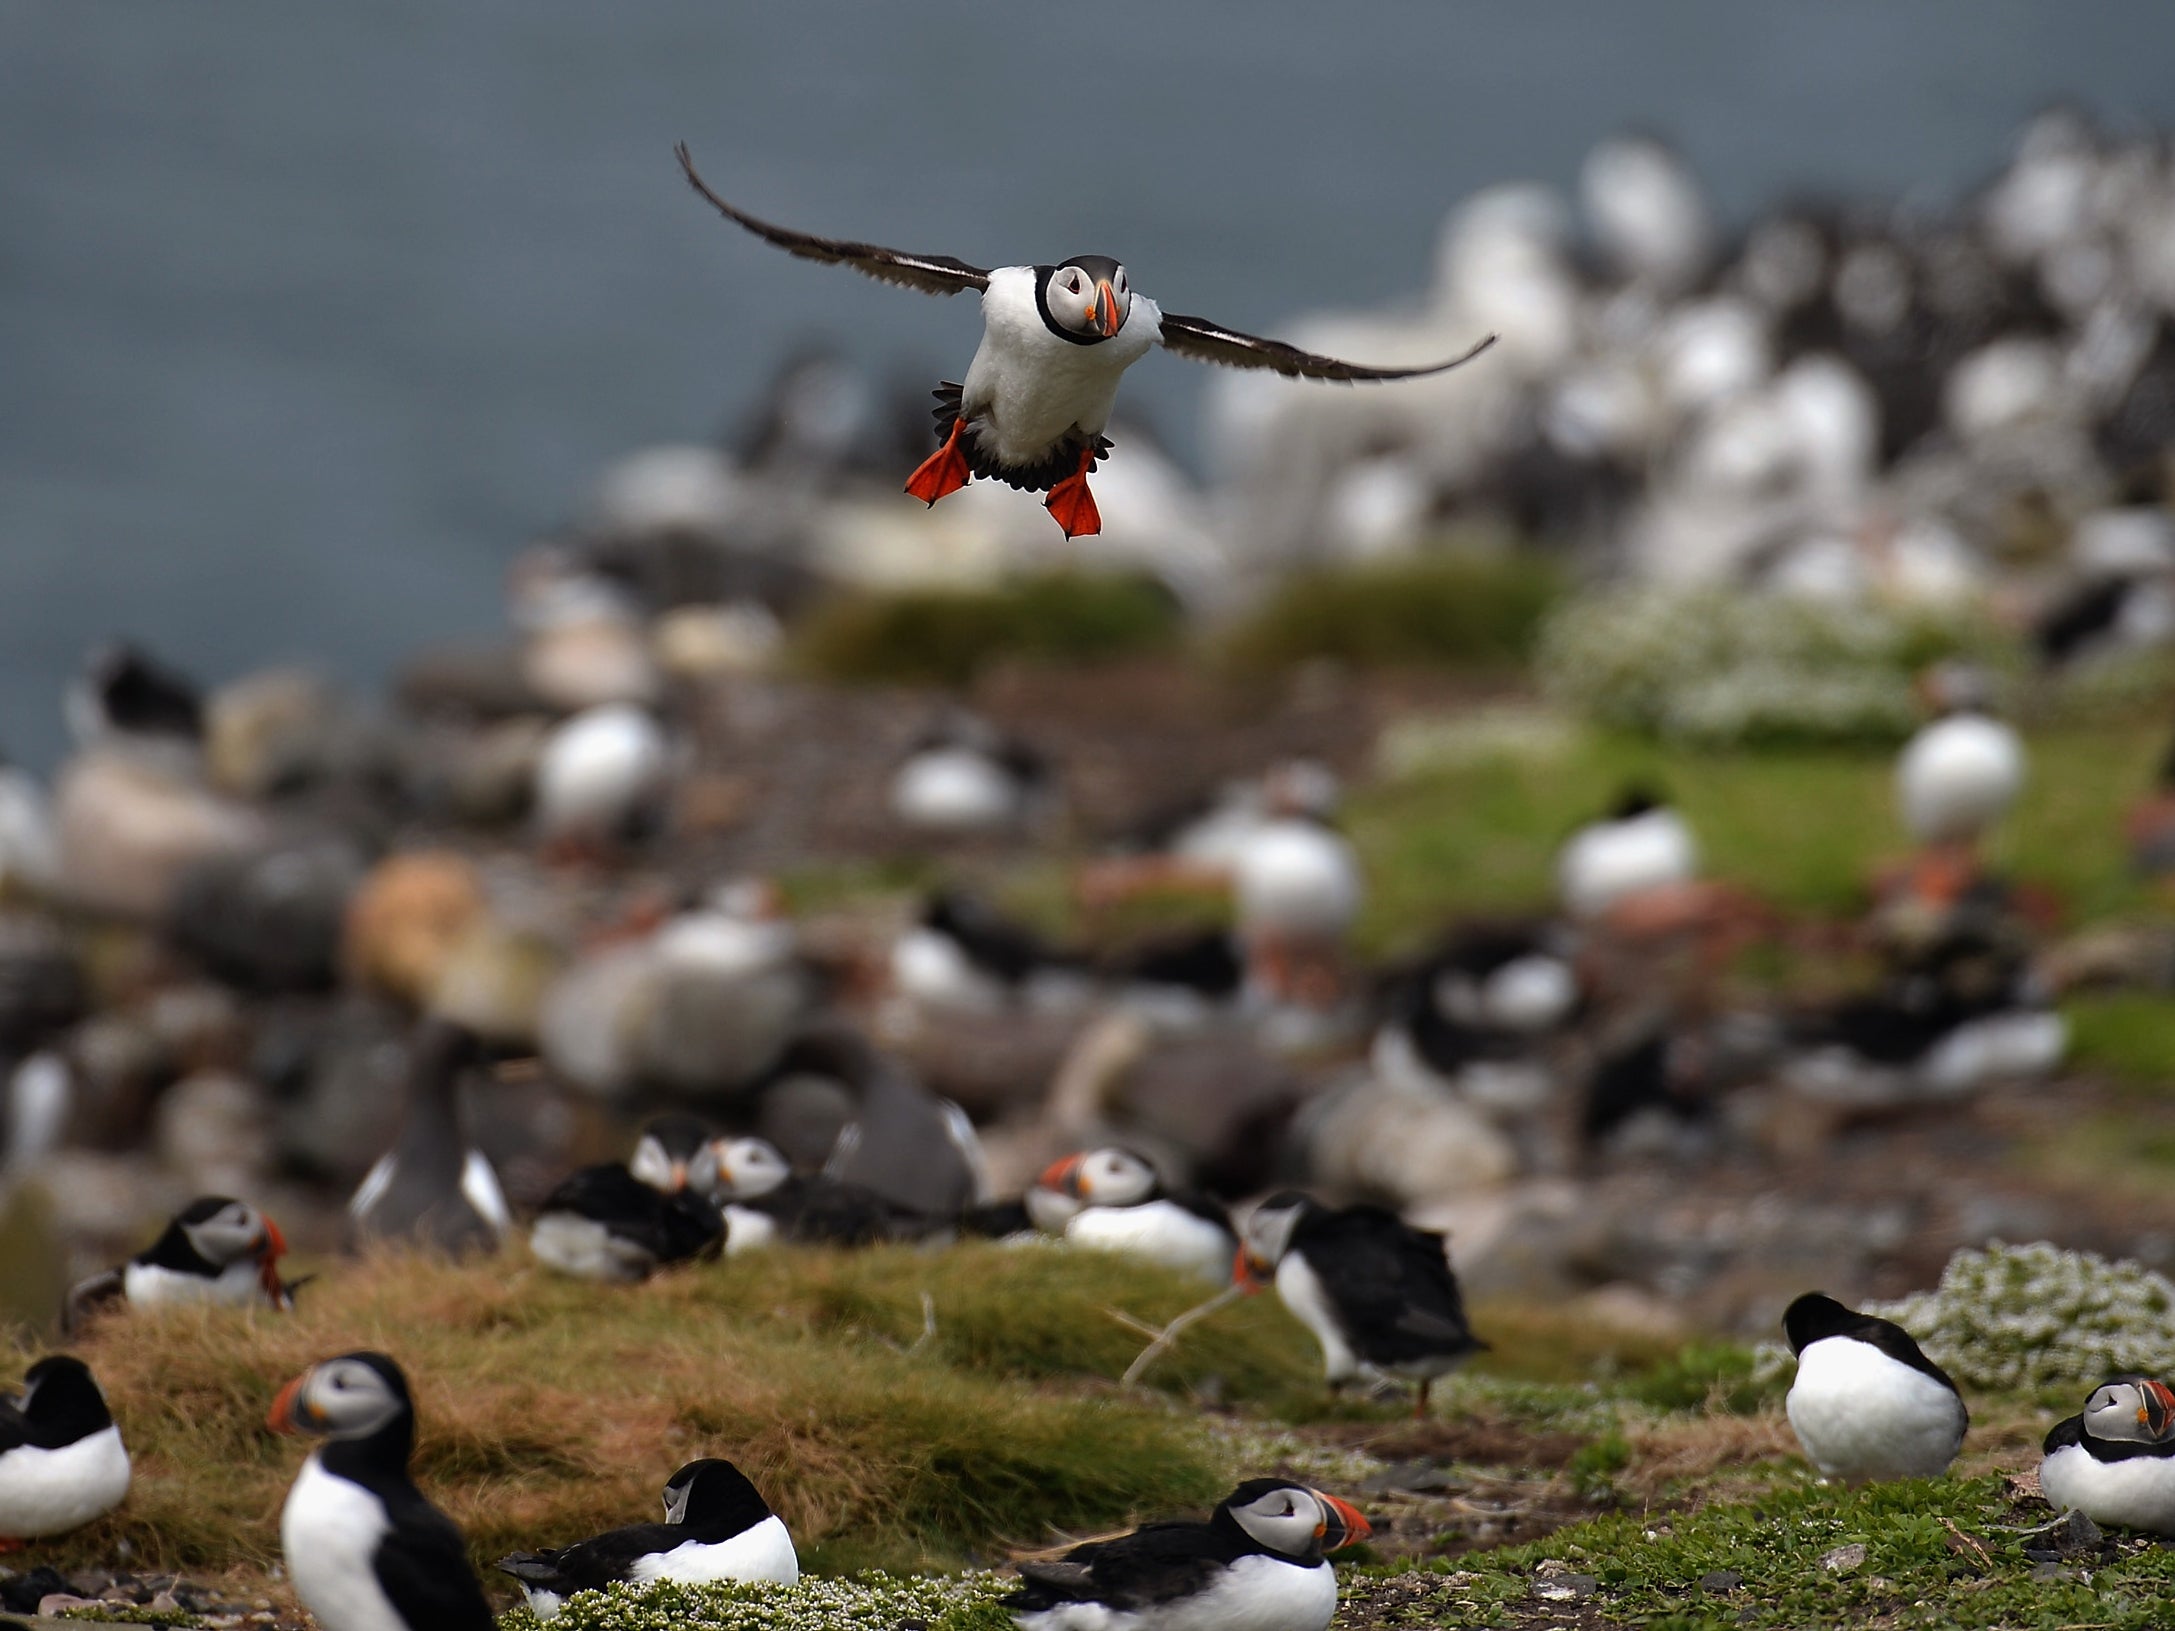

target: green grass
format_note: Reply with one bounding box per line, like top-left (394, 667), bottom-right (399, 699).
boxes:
top-left (2062, 991), bottom-right (2175, 1090)
top-left (1218, 550), bottom-right (1563, 675)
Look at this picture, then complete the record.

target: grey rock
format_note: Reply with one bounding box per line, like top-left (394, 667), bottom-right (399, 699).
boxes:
top-left (1819, 1542), bottom-right (1867, 1574)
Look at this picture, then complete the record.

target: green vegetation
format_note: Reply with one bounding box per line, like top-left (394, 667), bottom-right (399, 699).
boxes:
top-left (496, 1570), bottom-right (1015, 1631)
top-left (791, 573), bottom-right (1182, 685)
top-left (1219, 551), bottom-right (1563, 675)
top-left (2062, 991), bottom-right (2175, 1088)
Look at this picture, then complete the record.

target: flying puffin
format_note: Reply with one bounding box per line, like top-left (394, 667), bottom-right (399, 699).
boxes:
top-left (674, 145), bottom-right (1496, 538)
top-left (528, 1161), bottom-right (726, 1283)
top-left (1005, 1478), bottom-right (1370, 1631)
top-left (0, 1356), bottom-right (131, 1543)
top-left (267, 1351), bottom-right (494, 1631)
top-left (2039, 1375), bottom-right (2175, 1535)
top-left (498, 1457), bottom-right (799, 1618)
top-left (1781, 1292), bottom-right (1967, 1483)
top-left (63, 1196), bottom-right (293, 1335)
top-left (348, 1019), bottom-right (511, 1256)
top-left (1238, 1192), bottom-right (1484, 1416)
top-left (1032, 1149), bottom-right (1236, 1284)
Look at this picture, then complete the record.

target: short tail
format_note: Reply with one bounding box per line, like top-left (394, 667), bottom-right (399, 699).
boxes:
top-left (496, 1553), bottom-right (569, 1588)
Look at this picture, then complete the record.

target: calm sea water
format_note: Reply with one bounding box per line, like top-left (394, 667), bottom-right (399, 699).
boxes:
top-left (5, 1), bottom-right (2175, 765)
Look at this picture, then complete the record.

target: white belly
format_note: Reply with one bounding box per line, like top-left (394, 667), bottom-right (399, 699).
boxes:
top-left (722, 1205), bottom-right (778, 1255)
top-left (963, 271), bottom-right (1157, 466)
top-left (0, 1425), bottom-right (131, 1538)
top-left (281, 1455), bottom-right (410, 1631)
top-left (1275, 1254), bottom-right (1358, 1383)
top-left (1013, 1556), bottom-right (1337, 1631)
top-left (124, 1257), bottom-right (266, 1309)
top-left (628, 1513), bottom-right (800, 1587)
top-left (529, 1214), bottom-right (652, 1282)
top-left (2040, 1443), bottom-right (2175, 1534)
top-left (1785, 1338), bottom-right (1965, 1482)
top-left (1064, 1202), bottom-right (1233, 1283)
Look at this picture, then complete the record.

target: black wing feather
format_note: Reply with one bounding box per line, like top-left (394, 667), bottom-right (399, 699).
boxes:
top-left (1304, 1206), bottom-right (1483, 1366)
top-left (372, 1496), bottom-right (495, 1631)
top-left (1157, 313), bottom-right (1496, 382)
top-left (0, 1399), bottom-right (29, 1455)
top-left (1008, 1523), bottom-right (1232, 1611)
top-left (500, 1522), bottom-right (687, 1594)
top-left (676, 144), bottom-right (990, 297)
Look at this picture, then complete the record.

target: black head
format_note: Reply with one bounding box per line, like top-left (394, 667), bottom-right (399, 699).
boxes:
top-left (663, 1457), bottom-right (775, 1533)
top-left (1035, 256), bottom-right (1132, 345)
top-left (1781, 1292), bottom-right (1858, 1354)
top-left (268, 1350), bottom-right (417, 1467)
top-left (82, 642), bottom-right (203, 741)
top-left (15, 1355), bottom-right (115, 1446)
top-left (1607, 782), bottom-right (1666, 822)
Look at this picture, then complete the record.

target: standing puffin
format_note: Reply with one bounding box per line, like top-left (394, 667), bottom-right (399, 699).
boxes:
top-left (1895, 665), bottom-right (2026, 851)
top-left (1782, 1292), bottom-right (1967, 1482)
top-left (348, 1019), bottom-right (511, 1256)
top-left (0, 1356), bottom-right (131, 1543)
top-left (1005, 1478), bottom-right (1370, 1631)
top-left (1556, 785), bottom-right (1699, 922)
top-left (498, 1457), bottom-right (799, 1618)
top-left (674, 146), bottom-right (1495, 538)
top-left (2039, 1375), bottom-right (2175, 1534)
top-left (268, 1351), bottom-right (494, 1631)
top-left (63, 1196), bottom-right (292, 1334)
top-left (1032, 1148), bottom-right (1236, 1283)
top-left (1237, 1192), bottom-right (1484, 1416)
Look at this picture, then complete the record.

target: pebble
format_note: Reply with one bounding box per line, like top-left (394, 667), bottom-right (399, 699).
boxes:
top-left (1819, 1542), bottom-right (1867, 1574)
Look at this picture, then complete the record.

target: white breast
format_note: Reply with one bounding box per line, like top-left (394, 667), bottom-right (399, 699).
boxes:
top-left (535, 704), bottom-right (668, 840)
top-left (281, 1455), bottom-right (410, 1631)
top-left (0, 1424), bottom-right (131, 1538)
top-left (721, 1206), bottom-right (778, 1255)
top-left (2040, 1443), bottom-right (2175, 1534)
top-left (1558, 809), bottom-right (1698, 920)
top-left (529, 1214), bottom-right (653, 1283)
top-left (964, 271), bottom-right (1160, 467)
top-left (628, 1512), bottom-right (800, 1587)
top-left (123, 1257), bottom-right (267, 1309)
top-left (1064, 1202), bottom-right (1234, 1284)
top-left (890, 750), bottom-right (1021, 832)
top-left (1785, 1337), bottom-right (1965, 1482)
top-left (891, 927), bottom-right (1006, 1013)
top-left (1896, 714), bottom-right (2026, 844)
top-left (1233, 822), bottom-right (1363, 939)
top-left (1275, 1253), bottom-right (1358, 1383)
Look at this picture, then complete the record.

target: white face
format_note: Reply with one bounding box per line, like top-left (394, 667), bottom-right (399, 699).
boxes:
top-left (293, 1358), bottom-right (405, 1440)
top-left (2083, 1378), bottom-right (2175, 1444)
top-left (1048, 262), bottom-right (1130, 337)
top-left (183, 1200), bottom-right (273, 1267)
top-left (711, 1137), bottom-right (791, 1200)
top-left (629, 1135), bottom-right (684, 1193)
top-left (663, 1466), bottom-right (697, 1525)
top-left (1073, 1148), bottom-right (1158, 1206)
top-left (1230, 1486), bottom-right (1327, 1556)
top-left (1240, 1200), bottom-right (1304, 1273)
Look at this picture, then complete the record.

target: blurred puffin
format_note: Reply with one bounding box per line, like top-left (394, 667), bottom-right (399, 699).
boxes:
top-left (528, 1162), bottom-right (725, 1283)
top-left (534, 702), bottom-right (671, 853)
top-left (674, 145), bottom-right (1494, 538)
top-left (1006, 1478), bottom-right (1370, 1631)
top-left (891, 889), bottom-right (1093, 1015)
top-left (1556, 784), bottom-right (1699, 922)
top-left (1371, 922), bottom-right (1579, 1115)
top-left (268, 1351), bottom-right (494, 1631)
top-left (349, 1019), bottom-right (511, 1256)
top-left (628, 1112), bottom-right (724, 1195)
top-left (1238, 1192), bottom-right (1484, 1416)
top-left (0, 1356), bottom-right (130, 1544)
top-left (65, 642), bottom-right (204, 764)
top-left (2040, 1375), bottom-right (2175, 1534)
top-left (1895, 664), bottom-right (2025, 853)
top-left (889, 711), bottom-right (1050, 835)
top-left (703, 1136), bottom-right (913, 1251)
top-left (1782, 1292), bottom-right (1967, 1482)
top-left (1032, 1148), bottom-right (1236, 1283)
top-left (64, 1196), bottom-right (292, 1334)
top-left (498, 1457), bottom-right (798, 1617)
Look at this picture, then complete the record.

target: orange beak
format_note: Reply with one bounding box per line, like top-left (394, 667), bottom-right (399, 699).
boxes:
top-left (1233, 1245), bottom-right (1269, 1293)
top-left (667, 1161), bottom-right (689, 1194)
top-left (1314, 1491), bottom-right (1372, 1550)
top-left (1038, 1153), bottom-right (1087, 1198)
top-left (1092, 280), bottom-right (1122, 338)
top-left (256, 1217), bottom-right (288, 1303)
top-left (266, 1371), bottom-right (310, 1435)
top-left (2144, 1379), bottom-right (2175, 1435)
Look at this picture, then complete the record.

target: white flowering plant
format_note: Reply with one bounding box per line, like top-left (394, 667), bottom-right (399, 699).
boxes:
top-left (496, 1570), bottom-right (1018, 1631)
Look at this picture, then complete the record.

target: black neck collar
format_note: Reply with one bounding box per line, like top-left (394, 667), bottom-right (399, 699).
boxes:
top-left (1034, 266), bottom-right (1106, 348)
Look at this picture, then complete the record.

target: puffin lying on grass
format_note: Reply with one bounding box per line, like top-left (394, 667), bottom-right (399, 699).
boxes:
top-left (63, 1196), bottom-right (293, 1334)
top-left (1032, 1148), bottom-right (1236, 1284)
top-left (0, 1356), bottom-right (130, 1546)
top-left (2040, 1375), bottom-right (2175, 1534)
top-left (675, 145), bottom-right (1494, 538)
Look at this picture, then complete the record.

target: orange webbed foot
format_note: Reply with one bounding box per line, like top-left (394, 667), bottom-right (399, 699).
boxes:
top-left (905, 420), bottom-right (973, 506)
top-left (1043, 446), bottom-right (1102, 538)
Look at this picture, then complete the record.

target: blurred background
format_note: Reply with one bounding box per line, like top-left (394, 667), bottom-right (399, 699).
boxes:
top-left (12, 0), bottom-right (2175, 1358)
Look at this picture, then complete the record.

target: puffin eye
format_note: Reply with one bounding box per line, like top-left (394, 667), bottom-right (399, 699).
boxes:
top-left (1066, 274), bottom-right (1081, 293)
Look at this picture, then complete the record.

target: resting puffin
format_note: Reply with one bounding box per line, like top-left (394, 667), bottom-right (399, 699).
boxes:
top-left (498, 1457), bottom-right (799, 1618)
top-left (1006, 1478), bottom-right (1370, 1631)
top-left (674, 145), bottom-right (1495, 538)
top-left (2040, 1375), bottom-right (2175, 1534)
top-left (628, 1112), bottom-right (724, 1195)
top-left (268, 1351), bottom-right (494, 1631)
top-left (1782, 1293), bottom-right (1967, 1482)
top-left (1032, 1149), bottom-right (1236, 1283)
top-left (1371, 922), bottom-right (1580, 1115)
top-left (63, 1196), bottom-right (293, 1335)
top-left (528, 1163), bottom-right (725, 1283)
top-left (0, 1356), bottom-right (131, 1543)
top-left (1556, 785), bottom-right (1699, 921)
top-left (704, 1136), bottom-right (912, 1251)
top-left (1238, 1192), bottom-right (1484, 1417)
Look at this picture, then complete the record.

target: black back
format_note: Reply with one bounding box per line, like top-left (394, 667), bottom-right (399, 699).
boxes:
top-left (754, 1174), bottom-right (911, 1247)
top-left (89, 644), bottom-right (203, 740)
top-left (1109, 928), bottom-right (1244, 999)
top-left (500, 1458), bottom-right (776, 1594)
top-left (353, 1019), bottom-right (499, 1255)
top-left (134, 1195), bottom-right (244, 1275)
top-left (641, 1112), bottom-right (717, 1165)
top-left (1294, 1205), bottom-right (1484, 1368)
top-left (925, 892), bottom-right (1063, 985)
top-left (312, 1353), bottom-right (494, 1631)
top-left (1008, 1479), bottom-right (1320, 1614)
top-left (2037, 577), bottom-right (2129, 667)
top-left (0, 1356), bottom-right (113, 1452)
top-left (2042, 1374), bottom-right (2175, 1463)
top-left (1782, 1293), bottom-right (1961, 1397)
top-left (538, 1165), bottom-right (724, 1265)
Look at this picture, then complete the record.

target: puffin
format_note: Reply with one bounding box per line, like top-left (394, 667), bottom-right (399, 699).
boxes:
top-left (1781, 1292), bottom-right (1967, 1483)
top-left (2039, 1375), bottom-right (2175, 1535)
top-left (498, 1457), bottom-right (799, 1618)
top-left (703, 1136), bottom-right (914, 1251)
top-left (674, 145), bottom-right (1495, 538)
top-left (349, 1018), bottom-right (512, 1256)
top-left (63, 1196), bottom-right (293, 1334)
top-left (890, 711), bottom-right (1050, 836)
top-left (533, 702), bottom-right (672, 852)
top-left (628, 1112), bottom-right (724, 1195)
top-left (1556, 785), bottom-right (1699, 922)
top-left (1005, 1478), bottom-right (1370, 1631)
top-left (0, 1356), bottom-right (131, 1544)
top-left (891, 889), bottom-right (1094, 1015)
top-left (779, 1026), bottom-right (991, 1218)
top-left (267, 1351), bottom-right (494, 1631)
top-left (1032, 1149), bottom-right (1236, 1283)
top-left (65, 642), bottom-right (204, 762)
top-left (1895, 665), bottom-right (2025, 851)
top-left (528, 1162), bottom-right (726, 1283)
top-left (1370, 922), bottom-right (1579, 1115)
top-left (1237, 1192), bottom-right (1484, 1416)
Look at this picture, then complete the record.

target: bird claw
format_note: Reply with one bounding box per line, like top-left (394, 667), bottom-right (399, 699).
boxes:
top-left (1044, 448), bottom-right (1102, 538)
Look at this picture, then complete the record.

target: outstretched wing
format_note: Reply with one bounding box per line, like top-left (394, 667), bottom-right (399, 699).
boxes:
top-left (675, 144), bottom-right (991, 297)
top-left (1157, 312), bottom-right (1496, 382)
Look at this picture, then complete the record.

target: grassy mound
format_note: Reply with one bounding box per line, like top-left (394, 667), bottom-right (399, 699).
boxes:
top-left (1219, 552), bottom-right (1562, 675)
top-left (791, 574), bottom-right (1182, 685)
